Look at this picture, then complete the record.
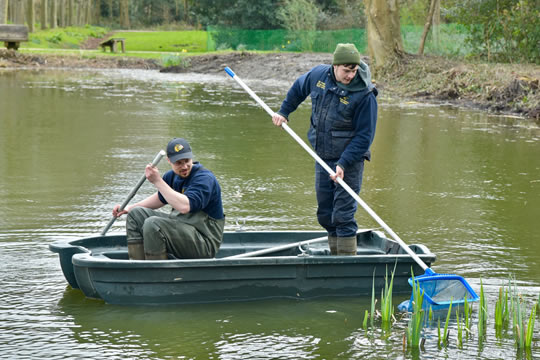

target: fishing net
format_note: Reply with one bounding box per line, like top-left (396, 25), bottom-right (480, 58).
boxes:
top-left (401, 273), bottom-right (479, 311)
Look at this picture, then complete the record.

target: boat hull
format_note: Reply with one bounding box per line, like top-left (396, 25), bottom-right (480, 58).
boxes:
top-left (50, 230), bottom-right (436, 305)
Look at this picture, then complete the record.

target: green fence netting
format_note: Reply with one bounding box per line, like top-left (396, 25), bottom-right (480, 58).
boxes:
top-left (207, 25), bottom-right (472, 57)
top-left (207, 27), bottom-right (367, 53)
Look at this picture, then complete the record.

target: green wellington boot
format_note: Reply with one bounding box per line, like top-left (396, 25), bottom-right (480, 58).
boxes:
top-left (337, 236), bottom-right (357, 256)
top-left (127, 241), bottom-right (145, 260)
top-left (328, 235), bottom-right (338, 255)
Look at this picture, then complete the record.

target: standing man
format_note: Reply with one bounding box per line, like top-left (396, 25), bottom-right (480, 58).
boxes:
top-left (271, 43), bottom-right (378, 255)
top-left (113, 138), bottom-right (225, 260)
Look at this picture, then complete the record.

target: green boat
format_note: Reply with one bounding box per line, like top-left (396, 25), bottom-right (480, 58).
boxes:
top-left (49, 229), bottom-right (436, 305)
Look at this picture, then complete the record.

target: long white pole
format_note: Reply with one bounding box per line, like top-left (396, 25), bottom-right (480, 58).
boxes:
top-left (224, 67), bottom-right (429, 271)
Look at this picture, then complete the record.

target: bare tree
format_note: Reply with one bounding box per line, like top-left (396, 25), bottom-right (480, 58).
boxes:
top-left (418, 0), bottom-right (438, 55)
top-left (364, 0), bottom-right (404, 69)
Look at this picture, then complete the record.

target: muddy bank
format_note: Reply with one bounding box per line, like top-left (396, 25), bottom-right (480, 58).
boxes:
top-left (1, 49), bottom-right (538, 121)
top-left (0, 49), bottom-right (161, 70)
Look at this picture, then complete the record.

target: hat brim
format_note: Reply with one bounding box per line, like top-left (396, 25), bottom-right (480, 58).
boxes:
top-left (168, 152), bottom-right (193, 163)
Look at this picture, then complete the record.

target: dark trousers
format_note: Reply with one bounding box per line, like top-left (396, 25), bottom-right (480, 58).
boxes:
top-left (315, 159), bottom-right (364, 238)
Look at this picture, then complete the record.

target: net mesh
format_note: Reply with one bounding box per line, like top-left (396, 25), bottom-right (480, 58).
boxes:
top-left (418, 278), bottom-right (473, 303)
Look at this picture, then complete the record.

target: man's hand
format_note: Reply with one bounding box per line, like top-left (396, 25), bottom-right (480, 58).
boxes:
top-left (145, 163), bottom-right (161, 184)
top-left (272, 114), bottom-right (288, 127)
top-left (330, 165), bottom-right (344, 183)
top-left (112, 204), bottom-right (130, 217)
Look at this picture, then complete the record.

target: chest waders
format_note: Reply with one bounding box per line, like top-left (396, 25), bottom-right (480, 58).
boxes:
top-left (126, 207), bottom-right (224, 260)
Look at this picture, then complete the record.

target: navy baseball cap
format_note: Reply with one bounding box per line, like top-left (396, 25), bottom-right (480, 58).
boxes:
top-left (167, 138), bottom-right (193, 163)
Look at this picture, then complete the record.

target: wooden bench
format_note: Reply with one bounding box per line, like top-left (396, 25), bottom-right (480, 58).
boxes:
top-left (100, 38), bottom-right (126, 53)
top-left (0, 25), bottom-right (29, 50)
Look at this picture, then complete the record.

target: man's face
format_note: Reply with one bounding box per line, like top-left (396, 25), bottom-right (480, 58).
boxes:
top-left (169, 158), bottom-right (193, 178)
top-left (333, 64), bottom-right (359, 85)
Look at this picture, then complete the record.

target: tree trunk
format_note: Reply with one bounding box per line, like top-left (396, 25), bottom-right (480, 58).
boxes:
top-left (119, 0), bottom-right (129, 29)
top-left (68, 0), bottom-right (74, 25)
top-left (26, 0), bottom-right (34, 31)
top-left (432, 0), bottom-right (440, 47)
top-left (49, 0), bottom-right (56, 28)
top-left (94, 0), bottom-right (99, 24)
top-left (15, 0), bottom-right (25, 24)
top-left (364, 0), bottom-right (404, 69)
top-left (418, 0), bottom-right (437, 55)
top-left (41, 0), bottom-right (47, 29)
top-left (86, 0), bottom-right (92, 25)
top-left (0, 0), bottom-right (8, 24)
top-left (59, 0), bottom-right (64, 26)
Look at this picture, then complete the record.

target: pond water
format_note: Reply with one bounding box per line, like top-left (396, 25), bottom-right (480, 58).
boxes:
top-left (0, 68), bottom-right (538, 359)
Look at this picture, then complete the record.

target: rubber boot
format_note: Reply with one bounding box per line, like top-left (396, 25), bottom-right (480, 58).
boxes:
top-left (337, 236), bottom-right (357, 256)
top-left (127, 241), bottom-right (145, 260)
top-left (328, 235), bottom-right (338, 255)
top-left (144, 251), bottom-right (168, 260)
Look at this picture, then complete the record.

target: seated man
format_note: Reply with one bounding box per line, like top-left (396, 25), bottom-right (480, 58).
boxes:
top-left (113, 138), bottom-right (225, 260)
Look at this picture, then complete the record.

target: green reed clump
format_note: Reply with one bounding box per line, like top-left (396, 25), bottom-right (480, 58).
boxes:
top-left (380, 264), bottom-right (396, 326)
top-left (510, 280), bottom-right (537, 349)
top-left (370, 270), bottom-right (376, 329)
top-left (495, 285), bottom-right (509, 329)
top-left (406, 272), bottom-right (425, 348)
top-left (525, 304), bottom-right (536, 348)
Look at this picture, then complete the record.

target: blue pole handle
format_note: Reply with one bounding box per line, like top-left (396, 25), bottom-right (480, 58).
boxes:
top-left (224, 67), bottom-right (235, 78)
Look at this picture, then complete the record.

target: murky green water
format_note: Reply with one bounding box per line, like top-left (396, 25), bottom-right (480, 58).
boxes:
top-left (0, 68), bottom-right (538, 359)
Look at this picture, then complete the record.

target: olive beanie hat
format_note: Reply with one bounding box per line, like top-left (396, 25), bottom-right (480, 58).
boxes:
top-left (332, 43), bottom-right (360, 65)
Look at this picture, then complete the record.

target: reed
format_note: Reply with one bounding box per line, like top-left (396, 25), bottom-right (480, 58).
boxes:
top-left (495, 284), bottom-right (509, 329)
top-left (442, 298), bottom-right (453, 347)
top-left (437, 318), bottom-right (442, 348)
top-left (370, 270), bottom-right (376, 329)
top-left (511, 279), bottom-right (537, 349)
top-left (406, 272), bottom-right (425, 348)
top-left (380, 264), bottom-right (396, 326)
top-left (463, 296), bottom-right (471, 337)
top-left (478, 279), bottom-right (488, 339)
top-left (524, 304), bottom-right (536, 348)
top-left (456, 308), bottom-right (463, 348)
top-left (363, 310), bottom-right (369, 330)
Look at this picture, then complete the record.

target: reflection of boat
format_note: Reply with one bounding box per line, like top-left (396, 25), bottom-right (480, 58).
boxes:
top-left (49, 230), bottom-right (436, 305)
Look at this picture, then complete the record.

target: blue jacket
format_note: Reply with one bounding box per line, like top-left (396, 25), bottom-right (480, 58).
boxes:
top-left (277, 64), bottom-right (378, 170)
top-left (158, 163), bottom-right (224, 220)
